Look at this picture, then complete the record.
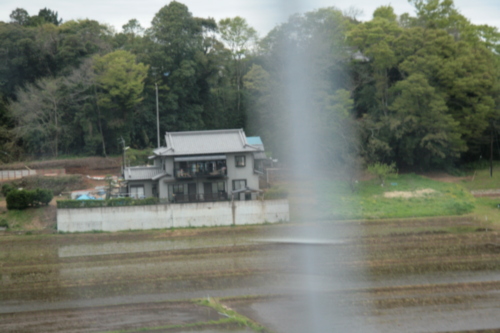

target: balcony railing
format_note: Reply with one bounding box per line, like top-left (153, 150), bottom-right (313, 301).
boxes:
top-left (170, 192), bottom-right (228, 203)
top-left (174, 167), bottom-right (227, 179)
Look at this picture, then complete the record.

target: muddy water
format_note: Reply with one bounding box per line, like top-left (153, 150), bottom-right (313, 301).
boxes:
top-left (1, 222), bottom-right (500, 332)
top-left (58, 237), bottom-right (258, 257)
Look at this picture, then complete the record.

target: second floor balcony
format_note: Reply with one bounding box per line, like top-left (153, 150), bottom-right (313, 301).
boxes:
top-left (174, 156), bottom-right (227, 179)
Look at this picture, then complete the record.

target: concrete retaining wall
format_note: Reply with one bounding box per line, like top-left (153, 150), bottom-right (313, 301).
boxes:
top-left (0, 168), bottom-right (65, 180)
top-left (57, 199), bottom-right (289, 232)
top-left (0, 169), bottom-right (36, 180)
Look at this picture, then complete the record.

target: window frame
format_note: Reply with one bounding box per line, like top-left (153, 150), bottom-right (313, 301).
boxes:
top-left (235, 155), bottom-right (246, 167)
top-left (130, 185), bottom-right (145, 199)
top-left (232, 179), bottom-right (247, 191)
top-left (172, 184), bottom-right (185, 195)
top-left (212, 181), bottom-right (226, 193)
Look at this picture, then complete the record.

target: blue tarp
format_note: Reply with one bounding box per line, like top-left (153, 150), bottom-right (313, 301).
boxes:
top-left (76, 194), bottom-right (96, 200)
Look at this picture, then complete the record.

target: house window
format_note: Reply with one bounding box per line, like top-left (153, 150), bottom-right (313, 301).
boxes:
top-left (172, 184), bottom-right (185, 195)
top-left (232, 179), bottom-right (246, 191)
top-left (235, 155), bottom-right (246, 167)
top-left (130, 185), bottom-right (145, 199)
top-left (212, 181), bottom-right (226, 193)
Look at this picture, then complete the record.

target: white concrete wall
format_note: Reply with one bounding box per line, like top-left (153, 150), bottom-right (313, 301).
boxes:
top-left (57, 199), bottom-right (289, 232)
top-left (0, 169), bottom-right (37, 180)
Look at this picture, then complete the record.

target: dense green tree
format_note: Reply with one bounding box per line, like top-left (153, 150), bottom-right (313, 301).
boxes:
top-left (218, 16), bottom-right (258, 127)
top-left (348, 2), bottom-right (500, 168)
top-left (388, 73), bottom-right (466, 167)
top-left (251, 7), bottom-right (355, 165)
top-left (2, 0), bottom-right (500, 169)
top-left (9, 8), bottom-right (30, 26)
top-left (9, 7), bottom-right (62, 27)
top-left (144, 1), bottom-right (220, 137)
top-left (37, 8), bottom-right (63, 26)
top-left (93, 50), bottom-right (148, 154)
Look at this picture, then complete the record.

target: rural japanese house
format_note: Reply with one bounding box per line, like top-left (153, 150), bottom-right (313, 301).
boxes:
top-left (123, 129), bottom-right (268, 202)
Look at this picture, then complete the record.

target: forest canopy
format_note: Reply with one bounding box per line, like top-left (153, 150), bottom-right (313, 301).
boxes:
top-left (1, 0), bottom-right (499, 170)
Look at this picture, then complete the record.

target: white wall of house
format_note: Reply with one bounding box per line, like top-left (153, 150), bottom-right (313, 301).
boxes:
top-left (57, 199), bottom-right (290, 232)
top-left (159, 177), bottom-right (172, 199)
top-left (151, 153), bottom-right (260, 201)
top-left (226, 152), bottom-right (259, 200)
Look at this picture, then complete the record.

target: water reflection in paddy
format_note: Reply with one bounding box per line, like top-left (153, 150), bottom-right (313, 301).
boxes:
top-left (58, 236), bottom-right (259, 257)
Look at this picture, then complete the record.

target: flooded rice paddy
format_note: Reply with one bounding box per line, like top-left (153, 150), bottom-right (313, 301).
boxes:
top-left (1, 217), bottom-right (499, 332)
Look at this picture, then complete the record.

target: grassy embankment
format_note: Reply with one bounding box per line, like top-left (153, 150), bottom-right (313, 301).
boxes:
top-left (461, 162), bottom-right (500, 225)
top-left (289, 173), bottom-right (476, 221)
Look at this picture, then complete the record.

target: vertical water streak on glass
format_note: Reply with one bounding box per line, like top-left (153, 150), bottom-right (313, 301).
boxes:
top-left (272, 0), bottom-right (369, 331)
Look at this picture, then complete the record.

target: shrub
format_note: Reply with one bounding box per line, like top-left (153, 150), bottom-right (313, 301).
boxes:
top-left (367, 162), bottom-right (398, 186)
top-left (446, 200), bottom-right (475, 215)
top-left (6, 189), bottom-right (30, 210)
top-left (0, 218), bottom-right (8, 229)
top-left (6, 188), bottom-right (54, 210)
top-left (33, 188), bottom-right (54, 206)
top-left (2, 183), bottom-right (15, 197)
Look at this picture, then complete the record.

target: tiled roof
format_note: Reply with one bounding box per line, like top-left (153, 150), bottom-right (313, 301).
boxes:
top-left (125, 166), bottom-right (166, 181)
top-left (153, 129), bottom-right (259, 157)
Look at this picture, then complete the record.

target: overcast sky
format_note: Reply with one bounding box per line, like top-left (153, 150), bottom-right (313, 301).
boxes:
top-left (1, 0), bottom-right (499, 36)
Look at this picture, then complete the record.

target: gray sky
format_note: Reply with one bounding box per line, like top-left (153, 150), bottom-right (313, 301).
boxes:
top-left (1, 0), bottom-right (499, 36)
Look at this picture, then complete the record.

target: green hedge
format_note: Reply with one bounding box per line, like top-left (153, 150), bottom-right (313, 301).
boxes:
top-left (57, 197), bottom-right (159, 209)
top-left (2, 183), bottom-right (15, 197)
top-left (6, 188), bottom-right (53, 210)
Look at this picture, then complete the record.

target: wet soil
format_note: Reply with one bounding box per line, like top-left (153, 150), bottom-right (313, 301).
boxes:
top-left (1, 219), bottom-right (499, 332)
top-left (1, 301), bottom-right (221, 333)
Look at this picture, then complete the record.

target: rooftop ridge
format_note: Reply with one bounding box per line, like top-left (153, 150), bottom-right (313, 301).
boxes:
top-left (165, 128), bottom-right (243, 136)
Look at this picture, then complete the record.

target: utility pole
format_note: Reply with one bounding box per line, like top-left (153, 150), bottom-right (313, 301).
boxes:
top-left (120, 137), bottom-right (126, 178)
top-left (156, 83), bottom-right (160, 148)
top-left (490, 118), bottom-right (494, 178)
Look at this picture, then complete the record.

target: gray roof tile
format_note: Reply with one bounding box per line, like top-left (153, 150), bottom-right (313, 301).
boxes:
top-left (154, 129), bottom-right (259, 156)
top-left (125, 166), bottom-right (166, 181)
